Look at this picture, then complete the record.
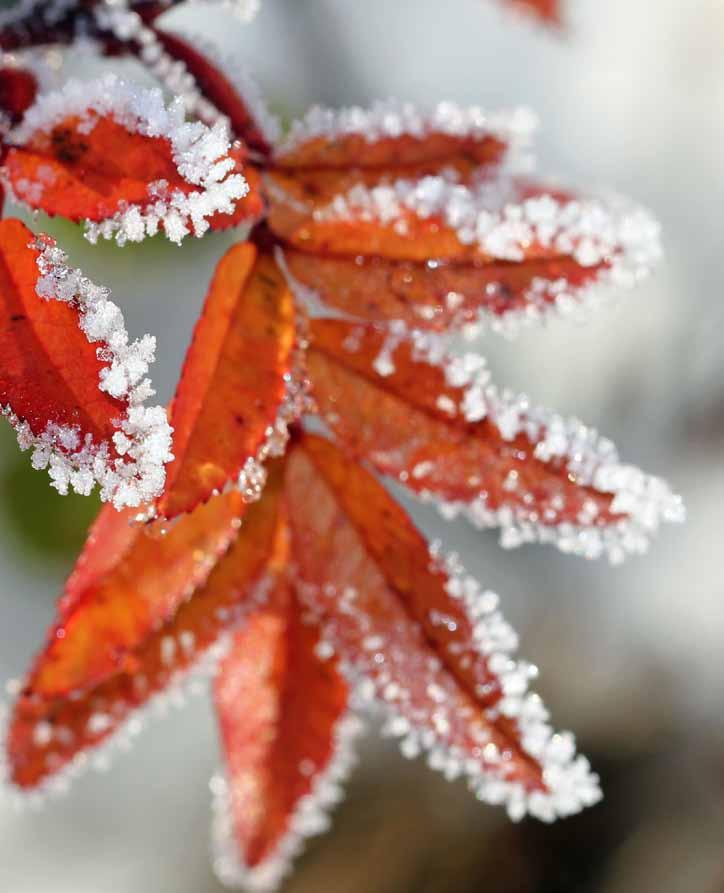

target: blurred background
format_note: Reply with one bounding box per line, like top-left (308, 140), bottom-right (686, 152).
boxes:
top-left (1, 0), bottom-right (723, 890)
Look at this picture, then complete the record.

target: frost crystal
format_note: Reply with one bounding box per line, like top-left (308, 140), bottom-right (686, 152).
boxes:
top-left (300, 544), bottom-right (602, 823)
top-left (211, 714), bottom-right (363, 892)
top-left (10, 73), bottom-right (248, 245)
top-left (420, 348), bottom-right (685, 562)
top-left (313, 173), bottom-right (661, 282)
top-left (2, 236), bottom-right (173, 509)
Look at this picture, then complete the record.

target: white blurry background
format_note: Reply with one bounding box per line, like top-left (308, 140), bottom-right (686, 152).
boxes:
top-left (1, 0), bottom-right (723, 890)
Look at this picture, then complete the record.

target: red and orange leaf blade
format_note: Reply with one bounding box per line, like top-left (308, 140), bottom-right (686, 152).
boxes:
top-left (308, 319), bottom-right (616, 523)
top-left (158, 243), bottom-right (296, 520)
top-left (286, 436), bottom-right (545, 793)
top-left (3, 78), bottom-right (249, 244)
top-left (307, 320), bottom-right (683, 561)
top-left (0, 218), bottom-right (124, 446)
top-left (283, 248), bottom-right (600, 332)
top-left (273, 101), bottom-right (532, 170)
top-left (285, 434), bottom-right (601, 821)
top-left (212, 585), bottom-right (354, 890)
top-left (6, 466), bottom-right (286, 791)
top-left (25, 491), bottom-right (246, 700)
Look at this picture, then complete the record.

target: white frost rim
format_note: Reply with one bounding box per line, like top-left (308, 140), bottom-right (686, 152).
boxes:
top-left (275, 99), bottom-right (537, 172)
top-left (2, 234), bottom-right (173, 509)
top-left (302, 545), bottom-right (602, 824)
top-left (8, 73), bottom-right (248, 245)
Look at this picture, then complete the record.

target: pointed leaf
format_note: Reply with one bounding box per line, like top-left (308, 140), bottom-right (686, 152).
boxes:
top-left (269, 174), bottom-right (661, 332)
top-left (3, 74), bottom-right (250, 244)
top-left (307, 319), bottom-right (684, 561)
top-left (157, 243), bottom-right (297, 520)
top-left (211, 585), bottom-right (357, 891)
top-left (25, 490), bottom-right (246, 701)
top-left (0, 218), bottom-right (172, 507)
top-left (282, 248), bottom-right (600, 335)
top-left (286, 434), bottom-right (601, 822)
top-left (6, 466), bottom-right (286, 791)
top-left (274, 101), bottom-right (535, 169)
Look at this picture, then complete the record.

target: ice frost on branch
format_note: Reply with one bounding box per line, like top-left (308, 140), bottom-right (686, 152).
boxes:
top-left (9, 74), bottom-right (248, 245)
top-left (7, 236), bottom-right (173, 509)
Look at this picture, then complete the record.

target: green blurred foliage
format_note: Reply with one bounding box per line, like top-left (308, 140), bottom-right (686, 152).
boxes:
top-left (0, 424), bottom-right (100, 562)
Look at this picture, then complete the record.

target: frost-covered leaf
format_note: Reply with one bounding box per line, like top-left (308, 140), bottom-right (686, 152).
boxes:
top-left (4, 468), bottom-right (285, 792)
top-left (3, 74), bottom-right (250, 245)
top-left (20, 490), bottom-right (246, 702)
top-left (274, 101), bottom-right (535, 170)
top-left (0, 218), bottom-right (172, 508)
top-left (270, 174), bottom-right (661, 335)
top-left (282, 249), bottom-right (601, 336)
top-left (212, 583), bottom-right (357, 892)
top-left (307, 320), bottom-right (684, 562)
top-left (286, 434), bottom-right (601, 822)
top-left (157, 244), bottom-right (298, 520)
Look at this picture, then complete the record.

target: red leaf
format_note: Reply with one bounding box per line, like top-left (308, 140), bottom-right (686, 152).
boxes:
top-left (0, 66), bottom-right (38, 123)
top-left (157, 243), bottom-right (297, 520)
top-left (6, 467), bottom-right (286, 791)
top-left (286, 434), bottom-right (601, 821)
top-left (24, 490), bottom-right (246, 701)
top-left (0, 218), bottom-right (171, 507)
top-left (3, 76), bottom-right (249, 244)
top-left (270, 172), bottom-right (660, 332)
top-left (212, 583), bottom-right (355, 890)
top-left (154, 27), bottom-right (276, 155)
top-left (307, 320), bottom-right (683, 561)
top-left (273, 101), bottom-right (534, 169)
top-left (283, 248), bottom-right (600, 334)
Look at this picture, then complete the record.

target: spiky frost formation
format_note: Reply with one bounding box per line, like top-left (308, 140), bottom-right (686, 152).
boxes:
top-left (277, 100), bottom-right (537, 171)
top-left (9, 73), bottom-right (248, 245)
top-left (301, 545), bottom-right (601, 823)
top-left (440, 353), bottom-right (684, 561)
top-left (2, 235), bottom-right (173, 509)
top-left (210, 714), bottom-right (363, 892)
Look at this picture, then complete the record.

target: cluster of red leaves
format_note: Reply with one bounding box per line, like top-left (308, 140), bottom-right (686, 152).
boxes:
top-left (0, 2), bottom-right (678, 890)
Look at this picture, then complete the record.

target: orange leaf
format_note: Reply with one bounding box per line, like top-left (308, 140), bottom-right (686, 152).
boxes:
top-left (157, 243), bottom-right (296, 520)
top-left (212, 583), bottom-right (354, 889)
top-left (0, 218), bottom-right (124, 449)
top-left (283, 248), bottom-right (601, 333)
top-left (285, 434), bottom-right (601, 820)
top-left (273, 101), bottom-right (534, 169)
top-left (6, 465), bottom-right (286, 791)
top-left (307, 320), bottom-right (683, 561)
top-left (0, 218), bottom-right (172, 508)
top-left (4, 76), bottom-right (249, 244)
top-left (25, 491), bottom-right (245, 700)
